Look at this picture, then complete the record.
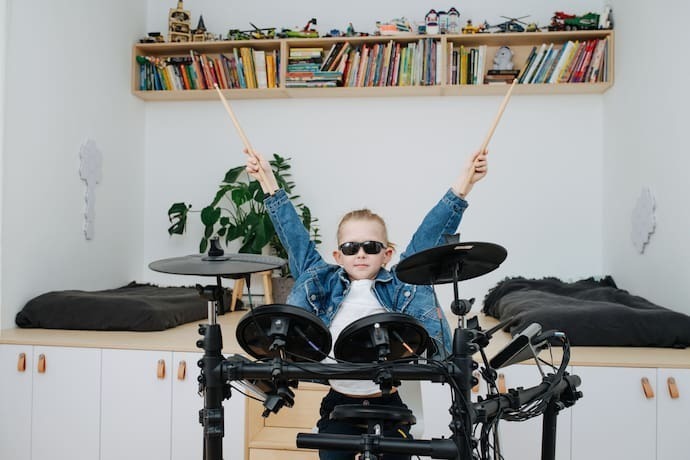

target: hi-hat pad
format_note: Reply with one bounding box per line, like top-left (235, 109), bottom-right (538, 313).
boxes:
top-left (396, 241), bottom-right (507, 285)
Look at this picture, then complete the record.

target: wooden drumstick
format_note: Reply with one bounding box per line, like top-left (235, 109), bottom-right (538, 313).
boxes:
top-left (478, 78), bottom-right (518, 154)
top-left (213, 84), bottom-right (271, 188)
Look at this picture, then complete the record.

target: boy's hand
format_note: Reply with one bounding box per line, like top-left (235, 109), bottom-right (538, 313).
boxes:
top-left (452, 150), bottom-right (489, 198)
top-left (244, 149), bottom-right (279, 194)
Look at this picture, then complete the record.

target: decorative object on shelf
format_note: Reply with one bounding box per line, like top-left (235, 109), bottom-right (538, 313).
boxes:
top-left (140, 32), bottom-right (165, 44)
top-left (425, 9), bottom-right (439, 34)
top-left (492, 46), bottom-right (514, 70)
top-left (79, 139), bottom-right (102, 240)
top-left (631, 186), bottom-right (656, 254)
top-left (438, 10), bottom-right (448, 34)
top-left (192, 15), bottom-right (216, 42)
top-left (488, 15), bottom-right (530, 33)
top-left (168, 0), bottom-right (191, 42)
top-left (548, 11), bottom-right (602, 31)
top-left (461, 19), bottom-right (485, 34)
top-left (447, 7), bottom-right (461, 34)
top-left (278, 18), bottom-right (319, 38)
top-left (167, 154), bottom-right (320, 277)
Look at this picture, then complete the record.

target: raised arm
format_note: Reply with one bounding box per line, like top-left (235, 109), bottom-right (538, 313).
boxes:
top-left (400, 150), bottom-right (489, 260)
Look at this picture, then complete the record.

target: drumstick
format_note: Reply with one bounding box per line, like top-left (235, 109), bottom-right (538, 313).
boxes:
top-left (213, 84), bottom-right (271, 188)
top-left (478, 78), bottom-right (518, 154)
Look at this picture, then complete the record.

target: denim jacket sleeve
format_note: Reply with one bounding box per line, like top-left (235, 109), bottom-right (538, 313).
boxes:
top-left (264, 189), bottom-right (326, 278)
top-left (399, 189), bottom-right (468, 261)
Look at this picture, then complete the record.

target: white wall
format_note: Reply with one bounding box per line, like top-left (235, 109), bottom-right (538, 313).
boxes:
top-left (602, 0), bottom-right (690, 314)
top-left (142, 0), bottom-right (606, 314)
top-left (0, 0), bottom-right (7, 328)
top-left (0, 0), bottom-right (147, 328)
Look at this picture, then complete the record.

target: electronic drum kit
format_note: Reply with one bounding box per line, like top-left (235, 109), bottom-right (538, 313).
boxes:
top-left (149, 239), bottom-right (582, 460)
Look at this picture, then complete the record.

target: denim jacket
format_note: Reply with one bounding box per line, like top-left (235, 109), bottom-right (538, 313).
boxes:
top-left (264, 189), bottom-right (468, 356)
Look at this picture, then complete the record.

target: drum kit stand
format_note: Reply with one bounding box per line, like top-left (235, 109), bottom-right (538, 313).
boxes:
top-left (150, 238), bottom-right (582, 460)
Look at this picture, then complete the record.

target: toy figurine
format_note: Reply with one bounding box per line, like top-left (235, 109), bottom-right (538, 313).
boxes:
top-left (168, 0), bottom-right (191, 42)
top-left (492, 46), bottom-right (514, 70)
top-left (425, 9), bottom-right (439, 34)
top-left (278, 18), bottom-right (319, 38)
top-left (192, 15), bottom-right (207, 41)
top-left (447, 7), bottom-right (461, 34)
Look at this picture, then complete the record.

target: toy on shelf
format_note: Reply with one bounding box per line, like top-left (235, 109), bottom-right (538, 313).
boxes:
top-left (278, 18), bottom-right (319, 38)
top-left (425, 9), bottom-right (439, 34)
top-left (376, 17), bottom-right (414, 36)
top-left (548, 11), bottom-right (601, 31)
top-left (168, 0), bottom-right (192, 42)
top-left (192, 15), bottom-right (218, 41)
top-left (485, 15), bottom-right (532, 33)
top-left (140, 32), bottom-right (165, 44)
top-left (447, 7), bottom-right (461, 34)
top-left (461, 19), bottom-right (486, 34)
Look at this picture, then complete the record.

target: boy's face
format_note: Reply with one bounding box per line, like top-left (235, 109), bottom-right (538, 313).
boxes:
top-left (333, 219), bottom-right (393, 280)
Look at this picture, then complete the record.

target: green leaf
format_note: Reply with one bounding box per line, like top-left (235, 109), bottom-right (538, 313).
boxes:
top-left (167, 202), bottom-right (190, 235)
top-left (210, 185), bottom-right (234, 207)
top-left (200, 206), bottom-right (221, 226)
top-left (199, 237), bottom-right (208, 253)
top-left (223, 166), bottom-right (246, 184)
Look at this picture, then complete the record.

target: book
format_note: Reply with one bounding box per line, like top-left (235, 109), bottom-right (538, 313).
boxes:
top-left (517, 46), bottom-right (537, 83)
top-left (529, 43), bottom-right (553, 84)
top-left (546, 41), bottom-right (573, 83)
top-left (586, 38), bottom-right (607, 82)
top-left (265, 52), bottom-right (276, 88)
top-left (320, 43), bottom-right (340, 71)
top-left (253, 50), bottom-right (268, 89)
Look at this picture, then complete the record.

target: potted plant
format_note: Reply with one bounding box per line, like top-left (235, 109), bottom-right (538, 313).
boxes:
top-left (167, 154), bottom-right (320, 299)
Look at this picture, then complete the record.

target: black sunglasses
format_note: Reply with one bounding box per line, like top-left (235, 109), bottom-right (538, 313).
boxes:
top-left (339, 241), bottom-right (386, 256)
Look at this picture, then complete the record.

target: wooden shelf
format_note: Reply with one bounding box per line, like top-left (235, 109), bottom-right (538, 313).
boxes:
top-left (132, 30), bottom-right (614, 100)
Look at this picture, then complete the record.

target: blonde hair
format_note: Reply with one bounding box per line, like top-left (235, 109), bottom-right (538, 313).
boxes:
top-left (337, 209), bottom-right (396, 250)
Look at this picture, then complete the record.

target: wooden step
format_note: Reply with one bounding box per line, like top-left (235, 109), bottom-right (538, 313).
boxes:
top-left (246, 382), bottom-right (329, 459)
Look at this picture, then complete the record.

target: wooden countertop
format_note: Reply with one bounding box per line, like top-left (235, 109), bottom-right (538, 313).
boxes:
top-left (2, 312), bottom-right (690, 369)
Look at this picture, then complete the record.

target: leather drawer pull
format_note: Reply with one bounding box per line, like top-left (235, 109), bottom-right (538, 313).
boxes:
top-left (668, 377), bottom-right (680, 399)
top-left (641, 377), bottom-right (654, 399)
top-left (157, 359), bottom-right (166, 379)
top-left (177, 360), bottom-right (187, 380)
top-left (17, 353), bottom-right (26, 372)
top-left (37, 354), bottom-right (46, 373)
top-left (497, 373), bottom-right (507, 394)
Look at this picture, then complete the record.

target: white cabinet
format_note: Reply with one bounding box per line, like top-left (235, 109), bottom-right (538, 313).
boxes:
top-left (656, 368), bottom-right (690, 460)
top-left (101, 349), bottom-right (174, 460)
top-left (0, 344), bottom-right (33, 460)
top-left (0, 344), bottom-right (101, 460)
top-left (571, 366), bottom-right (656, 460)
top-left (495, 364), bottom-right (572, 460)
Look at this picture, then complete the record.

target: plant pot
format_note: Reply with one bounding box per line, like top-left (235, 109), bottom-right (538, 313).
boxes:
top-left (271, 276), bottom-right (295, 304)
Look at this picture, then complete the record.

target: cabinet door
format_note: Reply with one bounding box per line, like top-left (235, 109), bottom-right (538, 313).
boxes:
top-left (0, 345), bottom-right (33, 460)
top-left (32, 346), bottom-right (102, 460)
top-left (657, 368), bottom-right (690, 460)
top-left (571, 366), bottom-right (656, 460)
top-left (101, 349), bottom-right (173, 460)
top-left (496, 364), bottom-right (572, 460)
top-left (171, 351), bottom-right (247, 460)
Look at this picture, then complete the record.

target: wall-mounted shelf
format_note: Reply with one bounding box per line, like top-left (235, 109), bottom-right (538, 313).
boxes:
top-left (132, 30), bottom-right (614, 101)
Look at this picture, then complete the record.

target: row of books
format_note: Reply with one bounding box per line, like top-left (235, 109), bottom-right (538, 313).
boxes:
top-left (137, 48), bottom-right (280, 91)
top-left (448, 44), bottom-right (488, 85)
top-left (285, 47), bottom-right (341, 88)
top-left (518, 38), bottom-right (609, 84)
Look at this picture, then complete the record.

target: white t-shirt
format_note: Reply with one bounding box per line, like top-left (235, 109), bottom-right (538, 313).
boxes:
top-left (326, 279), bottom-right (386, 396)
